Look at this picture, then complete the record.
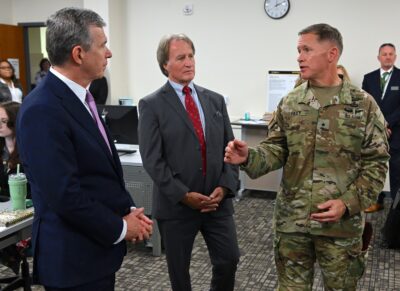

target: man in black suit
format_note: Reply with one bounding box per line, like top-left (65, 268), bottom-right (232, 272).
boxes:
top-left (138, 33), bottom-right (240, 291)
top-left (89, 76), bottom-right (108, 105)
top-left (362, 43), bottom-right (400, 212)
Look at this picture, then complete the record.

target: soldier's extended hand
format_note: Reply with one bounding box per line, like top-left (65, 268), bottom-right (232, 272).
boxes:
top-left (310, 199), bottom-right (347, 222)
top-left (224, 139), bottom-right (249, 165)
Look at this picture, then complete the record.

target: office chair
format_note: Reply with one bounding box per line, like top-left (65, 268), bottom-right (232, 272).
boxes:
top-left (0, 196), bottom-right (32, 291)
top-left (0, 254), bottom-right (31, 291)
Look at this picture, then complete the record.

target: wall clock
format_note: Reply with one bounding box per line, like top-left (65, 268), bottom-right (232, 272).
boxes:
top-left (264, 0), bottom-right (290, 19)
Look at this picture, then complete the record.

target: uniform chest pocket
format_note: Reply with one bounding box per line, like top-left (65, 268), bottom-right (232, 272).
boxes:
top-left (334, 108), bottom-right (365, 152)
top-left (284, 112), bottom-right (314, 150)
top-left (284, 111), bottom-right (313, 132)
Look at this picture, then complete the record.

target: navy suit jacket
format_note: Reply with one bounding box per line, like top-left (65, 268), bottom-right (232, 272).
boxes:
top-left (138, 82), bottom-right (238, 220)
top-left (362, 67), bottom-right (400, 149)
top-left (16, 72), bottom-right (134, 288)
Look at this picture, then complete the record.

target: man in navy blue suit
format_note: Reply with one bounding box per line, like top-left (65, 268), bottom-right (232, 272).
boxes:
top-left (362, 43), bottom-right (400, 212)
top-left (16, 8), bottom-right (152, 290)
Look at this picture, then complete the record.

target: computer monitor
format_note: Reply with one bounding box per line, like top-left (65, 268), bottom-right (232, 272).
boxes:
top-left (96, 105), bottom-right (139, 145)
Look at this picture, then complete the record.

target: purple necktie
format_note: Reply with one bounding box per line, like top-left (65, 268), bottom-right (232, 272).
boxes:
top-left (86, 90), bottom-right (112, 154)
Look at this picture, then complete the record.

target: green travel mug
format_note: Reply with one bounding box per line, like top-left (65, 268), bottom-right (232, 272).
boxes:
top-left (8, 173), bottom-right (27, 210)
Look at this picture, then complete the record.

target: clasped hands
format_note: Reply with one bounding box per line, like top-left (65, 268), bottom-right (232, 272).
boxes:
top-left (123, 207), bottom-right (153, 243)
top-left (182, 186), bottom-right (226, 213)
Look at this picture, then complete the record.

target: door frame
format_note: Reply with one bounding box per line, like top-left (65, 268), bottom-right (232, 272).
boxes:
top-left (18, 22), bottom-right (46, 93)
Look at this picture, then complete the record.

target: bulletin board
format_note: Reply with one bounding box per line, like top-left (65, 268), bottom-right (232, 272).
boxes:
top-left (267, 70), bottom-right (300, 112)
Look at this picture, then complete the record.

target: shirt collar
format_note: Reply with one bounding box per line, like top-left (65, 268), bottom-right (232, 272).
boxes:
top-left (50, 67), bottom-right (88, 103)
top-left (168, 79), bottom-right (195, 96)
top-left (380, 67), bottom-right (393, 76)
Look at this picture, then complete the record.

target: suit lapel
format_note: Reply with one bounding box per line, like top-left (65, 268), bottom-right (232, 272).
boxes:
top-left (162, 82), bottom-right (199, 139)
top-left (48, 73), bottom-right (118, 170)
top-left (383, 67), bottom-right (400, 102)
top-left (376, 70), bottom-right (383, 95)
top-left (195, 85), bottom-right (213, 142)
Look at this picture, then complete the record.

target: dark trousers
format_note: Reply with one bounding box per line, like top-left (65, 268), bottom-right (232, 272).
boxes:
top-left (158, 215), bottom-right (240, 291)
top-left (389, 147), bottom-right (400, 200)
top-left (44, 274), bottom-right (115, 291)
top-left (378, 147), bottom-right (400, 204)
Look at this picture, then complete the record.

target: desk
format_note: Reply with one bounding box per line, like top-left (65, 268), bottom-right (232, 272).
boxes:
top-left (119, 148), bottom-right (162, 257)
top-left (0, 202), bottom-right (32, 250)
top-left (0, 202), bottom-right (33, 291)
top-left (231, 120), bottom-right (282, 199)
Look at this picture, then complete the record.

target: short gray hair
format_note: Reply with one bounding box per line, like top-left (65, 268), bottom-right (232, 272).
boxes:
top-left (299, 23), bottom-right (343, 56)
top-left (46, 7), bottom-right (106, 66)
top-left (379, 43), bottom-right (396, 53)
top-left (157, 33), bottom-right (195, 77)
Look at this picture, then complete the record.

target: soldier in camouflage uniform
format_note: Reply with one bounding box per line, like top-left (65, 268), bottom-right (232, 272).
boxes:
top-left (225, 23), bottom-right (390, 291)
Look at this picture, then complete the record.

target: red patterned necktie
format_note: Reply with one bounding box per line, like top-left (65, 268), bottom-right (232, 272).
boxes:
top-left (183, 86), bottom-right (206, 175)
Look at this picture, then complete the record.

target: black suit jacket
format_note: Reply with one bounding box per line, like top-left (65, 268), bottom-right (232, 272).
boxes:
top-left (16, 72), bottom-right (134, 287)
top-left (0, 80), bottom-right (23, 102)
top-left (362, 67), bottom-right (400, 148)
top-left (138, 82), bottom-right (238, 220)
top-left (89, 77), bottom-right (108, 105)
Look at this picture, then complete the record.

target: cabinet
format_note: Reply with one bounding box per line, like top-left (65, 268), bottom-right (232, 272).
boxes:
top-left (120, 150), bottom-right (161, 256)
top-left (231, 120), bottom-right (282, 198)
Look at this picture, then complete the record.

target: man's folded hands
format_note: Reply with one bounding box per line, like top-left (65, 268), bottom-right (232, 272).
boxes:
top-left (124, 207), bottom-right (153, 243)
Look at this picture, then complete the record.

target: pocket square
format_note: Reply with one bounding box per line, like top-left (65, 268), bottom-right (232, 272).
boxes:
top-left (214, 111), bottom-right (222, 118)
top-left (391, 86), bottom-right (399, 91)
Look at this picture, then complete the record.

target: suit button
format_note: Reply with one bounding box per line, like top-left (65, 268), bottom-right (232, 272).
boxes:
top-left (199, 168), bottom-right (202, 171)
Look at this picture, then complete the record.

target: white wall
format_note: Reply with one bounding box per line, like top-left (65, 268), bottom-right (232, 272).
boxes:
top-left (11, 0), bottom-right (83, 23)
top-left (3, 0), bottom-right (400, 120)
top-left (127, 0), bottom-right (400, 119)
top-left (107, 0), bottom-right (128, 103)
top-left (0, 0), bottom-right (13, 24)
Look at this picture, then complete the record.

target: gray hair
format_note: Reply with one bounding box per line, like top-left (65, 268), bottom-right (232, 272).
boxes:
top-left (46, 7), bottom-right (106, 66)
top-left (379, 43), bottom-right (396, 53)
top-left (157, 33), bottom-right (195, 77)
top-left (299, 23), bottom-right (343, 56)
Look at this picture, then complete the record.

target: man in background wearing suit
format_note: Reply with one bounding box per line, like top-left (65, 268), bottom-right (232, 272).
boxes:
top-left (139, 33), bottom-right (240, 291)
top-left (362, 43), bottom-right (400, 212)
top-left (16, 8), bottom-right (152, 290)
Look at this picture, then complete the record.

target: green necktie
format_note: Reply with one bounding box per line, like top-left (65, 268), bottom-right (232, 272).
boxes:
top-left (380, 71), bottom-right (390, 91)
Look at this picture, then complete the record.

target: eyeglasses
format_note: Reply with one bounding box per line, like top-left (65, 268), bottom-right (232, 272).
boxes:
top-left (0, 119), bottom-right (9, 125)
top-left (0, 66), bottom-right (12, 70)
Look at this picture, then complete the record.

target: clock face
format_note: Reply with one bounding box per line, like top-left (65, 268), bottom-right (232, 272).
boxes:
top-left (264, 0), bottom-right (290, 19)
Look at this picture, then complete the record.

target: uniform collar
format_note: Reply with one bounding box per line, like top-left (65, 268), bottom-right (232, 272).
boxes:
top-left (293, 79), bottom-right (353, 107)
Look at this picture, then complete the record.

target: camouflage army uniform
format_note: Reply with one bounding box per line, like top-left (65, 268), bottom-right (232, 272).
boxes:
top-left (241, 80), bottom-right (390, 290)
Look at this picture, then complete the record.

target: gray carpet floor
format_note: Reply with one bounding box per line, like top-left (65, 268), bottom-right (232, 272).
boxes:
top-left (1, 191), bottom-right (399, 290)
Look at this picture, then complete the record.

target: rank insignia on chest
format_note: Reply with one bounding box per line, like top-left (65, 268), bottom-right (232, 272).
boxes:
top-left (317, 119), bottom-right (329, 130)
